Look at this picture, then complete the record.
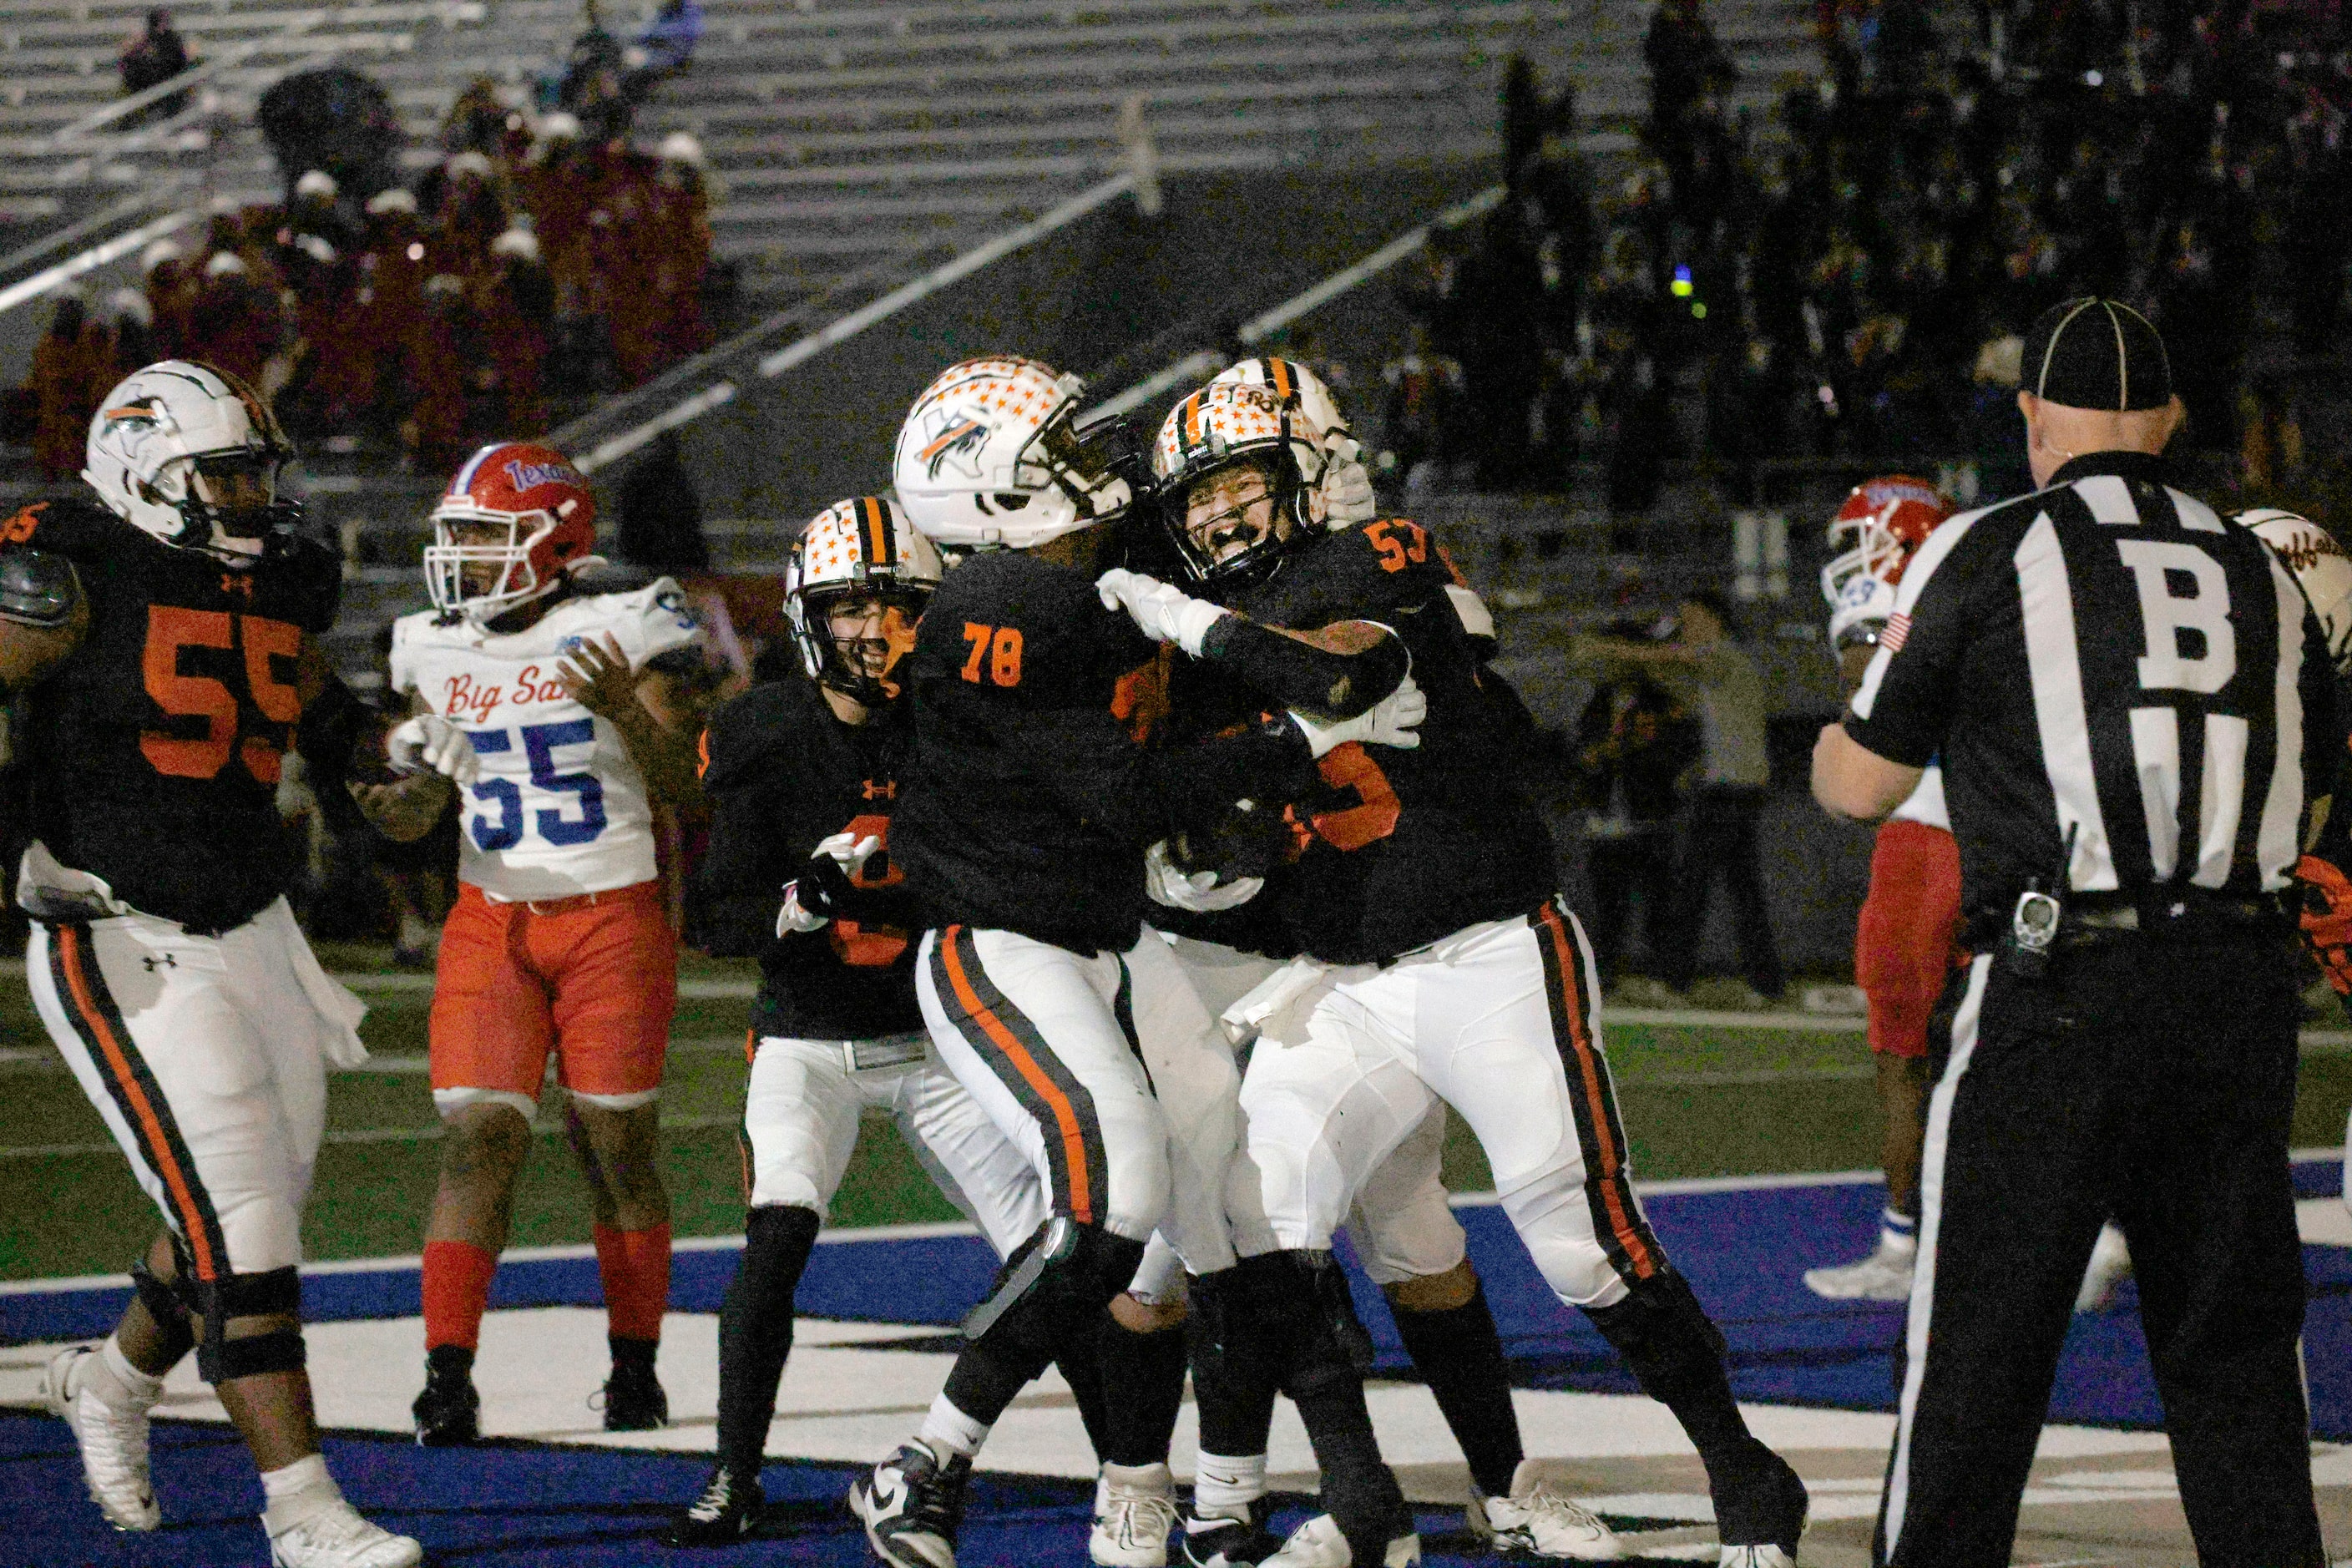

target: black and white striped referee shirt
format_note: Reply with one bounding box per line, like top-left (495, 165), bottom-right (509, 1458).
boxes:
top-left (1845, 450), bottom-right (2339, 911)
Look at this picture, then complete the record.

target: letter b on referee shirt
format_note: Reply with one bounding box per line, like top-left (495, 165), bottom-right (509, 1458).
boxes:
top-left (2118, 539), bottom-right (2234, 694)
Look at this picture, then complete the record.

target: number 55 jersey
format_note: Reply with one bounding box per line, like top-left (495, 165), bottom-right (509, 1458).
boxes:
top-left (388, 578), bottom-right (701, 903)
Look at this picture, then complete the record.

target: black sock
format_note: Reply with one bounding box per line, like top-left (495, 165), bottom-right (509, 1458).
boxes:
top-left (609, 1333), bottom-right (660, 1372)
top-left (1097, 1309), bottom-right (1189, 1467)
top-left (1392, 1279), bottom-right (1524, 1497)
top-left (1582, 1272), bottom-right (1758, 1468)
top-left (1054, 1311), bottom-right (1111, 1461)
top-left (1186, 1267), bottom-right (1280, 1462)
top-left (716, 1205), bottom-right (819, 1479)
top-left (1261, 1252), bottom-right (1405, 1555)
top-left (943, 1340), bottom-right (1040, 1428)
top-left (426, 1343), bottom-right (474, 1383)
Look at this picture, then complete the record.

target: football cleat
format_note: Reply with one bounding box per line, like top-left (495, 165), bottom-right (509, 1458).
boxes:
top-left (665, 1464), bottom-right (764, 1547)
top-left (2075, 1222), bottom-right (2132, 1313)
top-left (1711, 1447), bottom-right (1807, 1564)
top-left (43, 1343), bottom-right (160, 1532)
top-left (263, 1489), bottom-right (422, 1568)
top-left (411, 1357), bottom-right (481, 1446)
top-left (1467, 1459), bottom-right (1626, 1559)
top-left (1092, 1460), bottom-right (1179, 1566)
top-left (1802, 1236), bottom-right (1916, 1302)
top-left (849, 1439), bottom-right (972, 1568)
top-left (1718, 1550), bottom-right (1796, 1568)
top-left (1182, 1497), bottom-right (1281, 1567)
top-left (600, 1354), bottom-right (670, 1431)
top-left (1258, 1514), bottom-right (1420, 1567)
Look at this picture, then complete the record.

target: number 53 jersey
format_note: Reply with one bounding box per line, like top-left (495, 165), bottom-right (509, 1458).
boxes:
top-left (389, 579), bottom-right (701, 902)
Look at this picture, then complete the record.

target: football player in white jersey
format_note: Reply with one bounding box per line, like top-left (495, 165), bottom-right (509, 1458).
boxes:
top-left (359, 441), bottom-right (708, 1444)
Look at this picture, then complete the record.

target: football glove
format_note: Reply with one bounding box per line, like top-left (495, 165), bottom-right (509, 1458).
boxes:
top-left (776, 883), bottom-right (827, 936)
top-left (796, 831), bottom-right (920, 927)
top-left (2297, 852), bottom-right (2352, 996)
top-left (1144, 838), bottom-right (1262, 913)
top-left (1095, 567), bottom-right (1228, 656)
top-left (386, 714), bottom-right (482, 785)
top-left (1290, 674), bottom-right (1426, 758)
top-left (1319, 437), bottom-right (1377, 528)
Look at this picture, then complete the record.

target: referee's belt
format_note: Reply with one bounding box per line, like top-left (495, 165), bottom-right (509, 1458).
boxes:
top-left (1968, 888), bottom-right (2289, 945)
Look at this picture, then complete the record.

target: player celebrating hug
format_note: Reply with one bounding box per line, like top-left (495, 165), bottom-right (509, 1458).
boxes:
top-left (1093, 377), bottom-right (1809, 1567)
top-left (366, 443), bottom-right (708, 1445)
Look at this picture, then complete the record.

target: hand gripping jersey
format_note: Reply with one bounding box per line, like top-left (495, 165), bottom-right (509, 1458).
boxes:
top-left (10, 495), bottom-right (341, 933)
top-left (1227, 518), bottom-right (1556, 964)
top-left (389, 579), bottom-right (701, 901)
top-left (892, 550), bottom-right (1307, 956)
top-left (690, 675), bottom-right (926, 1042)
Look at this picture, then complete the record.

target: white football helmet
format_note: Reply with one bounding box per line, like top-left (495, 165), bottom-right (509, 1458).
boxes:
top-left (83, 360), bottom-right (298, 566)
top-left (1209, 356), bottom-right (1352, 443)
top-left (2239, 507), bottom-right (2352, 675)
top-left (891, 356), bottom-right (1133, 549)
top-left (786, 494), bottom-right (943, 703)
top-left (1152, 377), bottom-right (1329, 586)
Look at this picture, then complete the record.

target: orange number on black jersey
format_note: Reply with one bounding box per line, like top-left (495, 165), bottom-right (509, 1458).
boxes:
top-left (1308, 742), bottom-right (1401, 851)
top-left (1366, 519), bottom-right (1429, 574)
top-left (960, 622), bottom-right (1024, 686)
top-left (141, 607), bottom-right (300, 782)
top-left (828, 811), bottom-right (908, 969)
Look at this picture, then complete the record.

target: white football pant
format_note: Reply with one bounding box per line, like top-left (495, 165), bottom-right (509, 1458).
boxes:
top-left (25, 899), bottom-right (363, 1279)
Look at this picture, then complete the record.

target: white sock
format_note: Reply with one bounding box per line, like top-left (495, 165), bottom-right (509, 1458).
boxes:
top-left (916, 1394), bottom-right (990, 1459)
top-left (1192, 1450), bottom-right (1266, 1516)
top-left (98, 1335), bottom-right (165, 1406)
top-left (1880, 1208), bottom-right (1920, 1257)
top-left (260, 1453), bottom-right (336, 1505)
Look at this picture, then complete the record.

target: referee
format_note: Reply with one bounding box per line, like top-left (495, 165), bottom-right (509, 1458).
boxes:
top-left (1811, 297), bottom-right (2334, 1566)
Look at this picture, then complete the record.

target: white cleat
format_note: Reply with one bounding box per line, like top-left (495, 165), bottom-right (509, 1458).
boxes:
top-left (1719, 1549), bottom-right (1796, 1567)
top-left (1092, 1460), bottom-right (1178, 1566)
top-left (1803, 1237), bottom-right (1916, 1302)
top-left (265, 1488), bottom-right (422, 1568)
top-left (2075, 1222), bottom-right (2132, 1313)
top-left (1261, 1514), bottom-right (1421, 1566)
top-left (43, 1343), bottom-right (160, 1533)
top-left (1467, 1459), bottom-right (1626, 1559)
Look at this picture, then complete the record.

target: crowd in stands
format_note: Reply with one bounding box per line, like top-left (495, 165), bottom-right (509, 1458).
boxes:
top-left (1378, 0), bottom-right (2352, 505)
top-left (17, 98), bottom-right (716, 479)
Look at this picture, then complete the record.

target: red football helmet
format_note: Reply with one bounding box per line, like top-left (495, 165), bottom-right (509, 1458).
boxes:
top-left (425, 441), bottom-right (602, 619)
top-left (1821, 474), bottom-right (1951, 650)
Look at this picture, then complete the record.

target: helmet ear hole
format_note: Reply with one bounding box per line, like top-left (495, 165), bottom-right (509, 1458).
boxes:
top-left (994, 493), bottom-right (1029, 510)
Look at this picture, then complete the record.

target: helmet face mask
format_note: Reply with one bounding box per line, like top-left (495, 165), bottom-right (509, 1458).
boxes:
top-left (1152, 381), bottom-right (1322, 589)
top-left (787, 496), bottom-right (943, 705)
top-left (423, 443), bottom-right (599, 622)
top-left (893, 357), bottom-right (1134, 549)
top-left (1176, 454), bottom-right (1296, 587)
top-left (85, 360), bottom-right (301, 566)
top-left (802, 586), bottom-right (926, 704)
top-left (1820, 474), bottom-right (1950, 652)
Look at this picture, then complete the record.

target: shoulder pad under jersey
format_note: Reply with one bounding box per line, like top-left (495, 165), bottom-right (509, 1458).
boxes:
top-left (270, 533), bottom-right (344, 635)
top-left (0, 545), bottom-right (83, 629)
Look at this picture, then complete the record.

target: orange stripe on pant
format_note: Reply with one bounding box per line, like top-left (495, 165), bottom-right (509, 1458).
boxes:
top-left (1538, 903), bottom-right (1657, 1280)
top-left (939, 928), bottom-right (1095, 1224)
top-left (57, 926), bottom-right (220, 1282)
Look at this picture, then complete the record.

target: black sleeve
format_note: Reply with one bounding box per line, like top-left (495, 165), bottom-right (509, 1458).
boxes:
top-left (1197, 614), bottom-right (1410, 720)
top-left (278, 534), bottom-right (345, 635)
top-left (684, 694), bottom-right (794, 958)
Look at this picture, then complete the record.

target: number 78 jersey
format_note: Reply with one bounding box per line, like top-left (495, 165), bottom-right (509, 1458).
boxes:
top-left (390, 579), bottom-right (702, 902)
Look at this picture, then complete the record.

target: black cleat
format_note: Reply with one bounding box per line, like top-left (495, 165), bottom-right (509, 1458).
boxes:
top-left (665, 1464), bottom-right (764, 1547)
top-left (412, 1351), bottom-right (481, 1447)
top-left (848, 1439), bottom-right (970, 1568)
top-left (601, 1354), bottom-right (670, 1432)
top-left (1183, 1496), bottom-right (1281, 1567)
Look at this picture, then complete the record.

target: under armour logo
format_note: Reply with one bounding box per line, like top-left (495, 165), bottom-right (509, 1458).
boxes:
top-left (220, 573), bottom-right (254, 599)
top-left (141, 953), bottom-right (178, 971)
top-left (861, 779), bottom-right (897, 802)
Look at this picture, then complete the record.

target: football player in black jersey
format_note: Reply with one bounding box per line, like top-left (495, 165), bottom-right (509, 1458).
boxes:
top-left (668, 495), bottom-right (1120, 1545)
top-left (0, 362), bottom-right (476, 1568)
top-left (1089, 377), bottom-right (1811, 1568)
top-left (847, 357), bottom-right (1430, 1568)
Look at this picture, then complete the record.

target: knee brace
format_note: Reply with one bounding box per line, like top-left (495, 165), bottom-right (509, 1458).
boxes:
top-left (962, 1217), bottom-right (1146, 1373)
top-left (194, 1267), bottom-right (305, 1384)
top-left (129, 1256), bottom-right (198, 1363)
top-left (1235, 1250), bottom-right (1373, 1400)
top-left (1579, 1269), bottom-right (1727, 1406)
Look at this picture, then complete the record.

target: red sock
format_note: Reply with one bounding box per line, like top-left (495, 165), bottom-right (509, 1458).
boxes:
top-left (594, 1222), bottom-right (672, 1343)
top-left (422, 1240), bottom-right (498, 1352)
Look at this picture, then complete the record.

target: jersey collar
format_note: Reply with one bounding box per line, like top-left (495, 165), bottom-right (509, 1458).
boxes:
top-left (2047, 448), bottom-right (2167, 488)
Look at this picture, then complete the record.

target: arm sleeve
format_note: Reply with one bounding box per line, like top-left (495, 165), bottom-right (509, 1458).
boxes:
top-left (1843, 513), bottom-right (1985, 768)
top-left (1196, 615), bottom-right (1409, 719)
top-left (683, 702), bottom-right (791, 958)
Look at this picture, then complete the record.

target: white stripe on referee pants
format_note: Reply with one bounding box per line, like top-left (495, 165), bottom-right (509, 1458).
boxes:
top-left (1882, 951), bottom-right (1993, 1560)
top-left (2254, 551), bottom-right (2309, 885)
top-left (2014, 514), bottom-right (2117, 890)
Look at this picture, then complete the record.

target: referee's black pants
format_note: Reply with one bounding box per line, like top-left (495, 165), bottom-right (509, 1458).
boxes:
top-left (1875, 932), bottom-right (2323, 1568)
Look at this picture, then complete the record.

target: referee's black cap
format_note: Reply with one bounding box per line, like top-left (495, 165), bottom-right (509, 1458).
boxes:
top-left (2023, 297), bottom-right (2174, 412)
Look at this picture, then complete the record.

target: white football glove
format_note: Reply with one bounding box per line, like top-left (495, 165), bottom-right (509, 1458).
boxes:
top-left (1144, 839), bottom-right (1263, 913)
top-left (812, 831), bottom-right (883, 873)
top-left (1318, 437), bottom-right (1377, 528)
top-left (1290, 674), bottom-right (1426, 758)
top-left (776, 883), bottom-right (827, 936)
top-left (1095, 567), bottom-right (1228, 657)
top-left (386, 714), bottom-right (481, 786)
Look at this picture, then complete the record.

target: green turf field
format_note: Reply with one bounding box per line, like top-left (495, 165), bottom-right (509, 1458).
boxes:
top-left (6, 951), bottom-right (2350, 1282)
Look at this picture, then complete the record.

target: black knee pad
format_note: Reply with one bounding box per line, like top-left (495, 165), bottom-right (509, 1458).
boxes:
top-left (962, 1218), bottom-right (1145, 1371)
top-left (740, 1204), bottom-right (822, 1302)
top-left (1581, 1269), bottom-right (1727, 1399)
top-left (1236, 1251), bottom-right (1374, 1400)
top-left (129, 1257), bottom-right (197, 1363)
top-left (205, 1325), bottom-right (306, 1383)
top-left (193, 1267), bottom-right (303, 1384)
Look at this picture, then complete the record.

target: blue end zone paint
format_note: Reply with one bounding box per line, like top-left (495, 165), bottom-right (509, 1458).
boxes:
top-left (7, 1161), bottom-right (2344, 1564)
